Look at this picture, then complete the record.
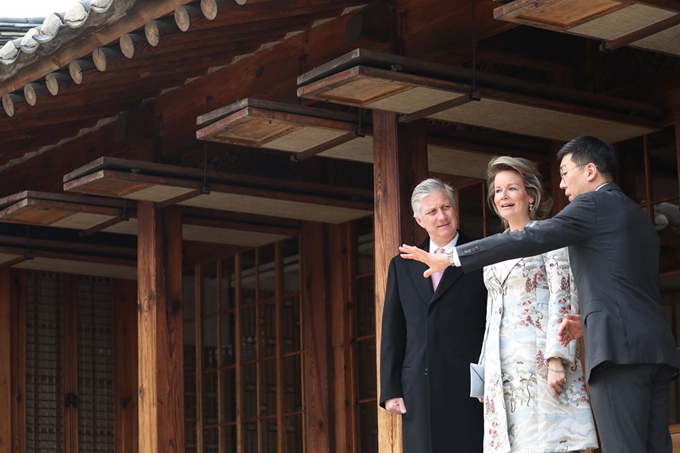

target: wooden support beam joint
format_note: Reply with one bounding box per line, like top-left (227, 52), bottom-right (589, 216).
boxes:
top-left (79, 210), bottom-right (131, 237)
top-left (398, 90), bottom-right (480, 123)
top-left (154, 185), bottom-right (211, 209)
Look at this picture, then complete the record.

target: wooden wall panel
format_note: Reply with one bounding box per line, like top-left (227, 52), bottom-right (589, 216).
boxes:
top-left (10, 271), bottom-right (25, 453)
top-left (373, 111), bottom-right (428, 453)
top-left (62, 275), bottom-right (79, 453)
top-left (137, 203), bottom-right (184, 453)
top-left (300, 222), bottom-right (332, 453)
top-left (113, 279), bottom-right (139, 453)
top-left (0, 269), bottom-right (11, 453)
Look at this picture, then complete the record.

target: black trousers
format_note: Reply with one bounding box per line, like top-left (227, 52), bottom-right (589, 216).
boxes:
top-left (589, 362), bottom-right (675, 453)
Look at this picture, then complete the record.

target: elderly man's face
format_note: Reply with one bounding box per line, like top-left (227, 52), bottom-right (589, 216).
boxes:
top-left (415, 189), bottom-right (458, 246)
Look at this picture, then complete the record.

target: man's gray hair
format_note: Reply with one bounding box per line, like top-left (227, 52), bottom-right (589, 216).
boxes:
top-left (411, 178), bottom-right (456, 219)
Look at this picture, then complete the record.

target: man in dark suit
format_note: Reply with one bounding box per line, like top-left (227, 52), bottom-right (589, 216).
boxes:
top-left (380, 178), bottom-right (487, 453)
top-left (400, 137), bottom-right (680, 453)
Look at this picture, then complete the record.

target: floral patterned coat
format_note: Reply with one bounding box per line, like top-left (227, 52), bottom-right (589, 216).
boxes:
top-left (479, 243), bottom-right (598, 452)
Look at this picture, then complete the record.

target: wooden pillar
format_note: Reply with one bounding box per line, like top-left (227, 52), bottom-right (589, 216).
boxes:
top-left (300, 222), bottom-right (332, 453)
top-left (328, 223), bottom-right (352, 453)
top-left (373, 112), bottom-right (428, 453)
top-left (0, 269), bottom-right (11, 453)
top-left (137, 203), bottom-right (184, 453)
top-left (62, 275), bottom-right (79, 453)
top-left (114, 279), bottom-right (139, 453)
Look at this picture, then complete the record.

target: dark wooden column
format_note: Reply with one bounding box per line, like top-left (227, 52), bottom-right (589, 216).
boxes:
top-left (137, 203), bottom-right (184, 453)
top-left (373, 112), bottom-right (428, 453)
top-left (0, 269), bottom-right (11, 452)
top-left (328, 223), bottom-right (352, 453)
top-left (114, 279), bottom-right (139, 453)
top-left (300, 222), bottom-right (332, 453)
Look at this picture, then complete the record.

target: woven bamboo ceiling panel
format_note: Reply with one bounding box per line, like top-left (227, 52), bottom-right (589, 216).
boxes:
top-left (63, 158), bottom-right (372, 224)
top-left (296, 49), bottom-right (664, 143)
top-left (298, 66), bottom-right (660, 143)
top-left (494, 0), bottom-right (680, 56)
top-left (318, 135), bottom-right (491, 178)
top-left (197, 99), bottom-right (493, 176)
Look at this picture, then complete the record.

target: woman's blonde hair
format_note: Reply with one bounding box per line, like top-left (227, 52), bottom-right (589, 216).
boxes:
top-left (486, 156), bottom-right (553, 229)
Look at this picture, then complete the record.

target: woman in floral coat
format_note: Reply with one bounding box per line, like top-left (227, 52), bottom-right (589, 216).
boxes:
top-left (478, 156), bottom-right (598, 453)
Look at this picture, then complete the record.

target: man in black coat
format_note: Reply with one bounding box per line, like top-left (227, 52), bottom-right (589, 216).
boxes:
top-left (400, 137), bottom-right (680, 453)
top-left (379, 178), bottom-right (487, 453)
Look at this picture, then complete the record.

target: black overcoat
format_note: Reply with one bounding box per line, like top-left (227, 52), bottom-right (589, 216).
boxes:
top-left (379, 233), bottom-right (487, 453)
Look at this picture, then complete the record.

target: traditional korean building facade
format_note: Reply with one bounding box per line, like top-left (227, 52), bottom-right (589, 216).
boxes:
top-left (0, 0), bottom-right (678, 452)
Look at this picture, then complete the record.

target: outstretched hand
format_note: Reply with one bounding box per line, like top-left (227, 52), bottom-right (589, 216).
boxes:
top-left (557, 314), bottom-right (583, 347)
top-left (399, 245), bottom-right (449, 278)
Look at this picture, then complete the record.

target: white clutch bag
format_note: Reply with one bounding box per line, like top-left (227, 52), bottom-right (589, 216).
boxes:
top-left (470, 363), bottom-right (485, 398)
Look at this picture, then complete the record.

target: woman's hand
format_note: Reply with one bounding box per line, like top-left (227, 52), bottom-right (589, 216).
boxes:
top-left (398, 245), bottom-right (449, 278)
top-left (547, 357), bottom-right (567, 397)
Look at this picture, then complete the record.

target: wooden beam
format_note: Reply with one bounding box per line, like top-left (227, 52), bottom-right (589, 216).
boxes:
top-left (181, 0), bottom-right (368, 33)
top-left (0, 269), bottom-right (12, 452)
top-left (300, 221), bottom-right (332, 452)
top-left (137, 203), bottom-right (184, 453)
top-left (93, 46), bottom-right (126, 72)
top-left (2, 93), bottom-right (28, 117)
top-left (174, 4), bottom-right (206, 32)
top-left (145, 18), bottom-right (182, 47)
top-left (601, 13), bottom-right (680, 51)
top-left (373, 111), bottom-right (428, 453)
top-left (113, 279), bottom-right (139, 453)
top-left (119, 33), bottom-right (150, 59)
top-left (0, 0), bottom-right (197, 98)
top-left (23, 82), bottom-right (49, 107)
top-left (69, 58), bottom-right (98, 85)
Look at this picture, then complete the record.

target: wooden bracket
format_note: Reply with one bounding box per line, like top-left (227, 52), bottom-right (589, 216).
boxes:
top-left (154, 185), bottom-right (211, 209)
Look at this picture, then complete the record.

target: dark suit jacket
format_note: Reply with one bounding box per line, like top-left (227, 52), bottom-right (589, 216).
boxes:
top-left (456, 184), bottom-right (680, 380)
top-left (380, 233), bottom-right (487, 453)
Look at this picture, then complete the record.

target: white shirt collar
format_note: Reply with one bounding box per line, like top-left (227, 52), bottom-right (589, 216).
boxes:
top-left (429, 232), bottom-right (459, 253)
top-left (595, 183), bottom-right (609, 191)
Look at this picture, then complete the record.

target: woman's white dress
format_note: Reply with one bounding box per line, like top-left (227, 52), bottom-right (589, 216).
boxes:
top-left (479, 235), bottom-right (598, 453)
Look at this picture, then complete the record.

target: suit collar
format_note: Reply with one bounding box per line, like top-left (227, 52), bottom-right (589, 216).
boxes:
top-left (409, 232), bottom-right (468, 305)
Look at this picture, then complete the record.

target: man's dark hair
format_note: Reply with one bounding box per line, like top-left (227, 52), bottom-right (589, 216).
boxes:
top-left (557, 136), bottom-right (617, 181)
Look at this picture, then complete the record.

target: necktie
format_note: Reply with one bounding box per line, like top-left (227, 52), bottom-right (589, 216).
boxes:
top-left (431, 248), bottom-right (445, 291)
